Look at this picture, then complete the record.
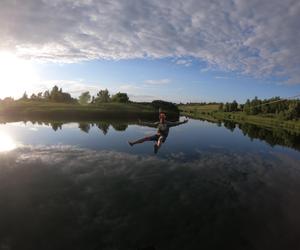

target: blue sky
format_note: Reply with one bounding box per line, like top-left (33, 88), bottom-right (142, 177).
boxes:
top-left (1, 0), bottom-right (300, 103)
top-left (33, 58), bottom-right (300, 103)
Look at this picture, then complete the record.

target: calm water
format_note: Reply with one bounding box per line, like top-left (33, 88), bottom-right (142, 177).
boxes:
top-left (0, 118), bottom-right (300, 250)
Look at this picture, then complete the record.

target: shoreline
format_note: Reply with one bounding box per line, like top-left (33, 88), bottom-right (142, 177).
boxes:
top-left (179, 105), bottom-right (300, 134)
top-left (0, 102), bottom-right (180, 122)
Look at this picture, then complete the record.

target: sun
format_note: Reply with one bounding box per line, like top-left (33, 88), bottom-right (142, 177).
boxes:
top-left (0, 131), bottom-right (16, 152)
top-left (0, 51), bottom-right (39, 98)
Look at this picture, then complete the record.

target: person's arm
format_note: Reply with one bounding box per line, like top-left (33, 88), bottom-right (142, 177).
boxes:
top-left (138, 120), bottom-right (159, 128)
top-left (167, 119), bottom-right (188, 127)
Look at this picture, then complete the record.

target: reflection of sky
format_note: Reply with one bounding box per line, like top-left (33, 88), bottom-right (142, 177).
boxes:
top-left (1, 118), bottom-right (300, 159)
top-left (1, 119), bottom-right (300, 249)
top-left (0, 119), bottom-right (299, 160)
top-left (1, 145), bottom-right (300, 249)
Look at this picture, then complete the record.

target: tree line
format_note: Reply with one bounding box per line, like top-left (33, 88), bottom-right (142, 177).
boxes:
top-left (0, 86), bottom-right (130, 105)
top-left (218, 97), bottom-right (300, 120)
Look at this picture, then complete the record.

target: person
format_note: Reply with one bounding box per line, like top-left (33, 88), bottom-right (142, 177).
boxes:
top-left (128, 111), bottom-right (188, 153)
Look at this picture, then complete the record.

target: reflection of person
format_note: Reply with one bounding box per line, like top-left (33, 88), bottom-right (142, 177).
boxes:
top-left (128, 111), bottom-right (188, 153)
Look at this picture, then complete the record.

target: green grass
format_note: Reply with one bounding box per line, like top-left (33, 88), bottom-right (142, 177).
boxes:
top-left (213, 112), bottom-right (300, 132)
top-left (179, 104), bottom-right (300, 133)
top-left (178, 104), bottom-right (219, 113)
top-left (0, 101), bottom-right (179, 122)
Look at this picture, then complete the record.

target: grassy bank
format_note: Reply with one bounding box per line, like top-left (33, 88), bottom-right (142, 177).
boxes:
top-left (179, 104), bottom-right (300, 133)
top-left (0, 101), bottom-right (179, 122)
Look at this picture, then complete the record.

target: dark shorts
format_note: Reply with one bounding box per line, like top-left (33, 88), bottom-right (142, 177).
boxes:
top-left (147, 134), bottom-right (167, 142)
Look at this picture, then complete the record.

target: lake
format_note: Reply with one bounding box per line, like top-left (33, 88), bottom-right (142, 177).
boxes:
top-left (0, 117), bottom-right (300, 250)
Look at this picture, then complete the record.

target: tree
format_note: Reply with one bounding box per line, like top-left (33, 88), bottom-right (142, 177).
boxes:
top-left (95, 89), bottom-right (110, 103)
top-left (111, 92), bottom-right (130, 103)
top-left (111, 92), bottom-right (129, 103)
top-left (50, 85), bottom-right (60, 102)
top-left (243, 99), bottom-right (251, 114)
top-left (49, 85), bottom-right (76, 103)
top-left (30, 93), bottom-right (38, 100)
top-left (250, 96), bottom-right (261, 115)
top-left (218, 103), bottom-right (224, 111)
top-left (37, 92), bottom-right (43, 99)
top-left (20, 92), bottom-right (28, 101)
top-left (285, 101), bottom-right (300, 120)
top-left (230, 100), bottom-right (238, 112)
top-left (2, 97), bottom-right (14, 104)
top-left (43, 90), bottom-right (50, 100)
top-left (79, 91), bottom-right (91, 105)
top-left (151, 100), bottom-right (179, 113)
top-left (224, 102), bottom-right (230, 112)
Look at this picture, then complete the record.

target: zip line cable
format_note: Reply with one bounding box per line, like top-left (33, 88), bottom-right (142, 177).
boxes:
top-left (248, 93), bottom-right (300, 109)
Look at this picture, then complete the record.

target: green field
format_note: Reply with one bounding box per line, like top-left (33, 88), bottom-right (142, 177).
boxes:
top-left (178, 104), bottom-right (220, 122)
top-left (179, 104), bottom-right (300, 133)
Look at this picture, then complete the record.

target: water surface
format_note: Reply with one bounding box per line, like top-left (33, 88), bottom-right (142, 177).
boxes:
top-left (0, 118), bottom-right (300, 250)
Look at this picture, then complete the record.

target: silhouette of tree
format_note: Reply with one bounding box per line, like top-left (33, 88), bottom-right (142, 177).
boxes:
top-left (95, 89), bottom-right (110, 103)
top-left (51, 122), bottom-right (63, 131)
top-left (97, 122), bottom-right (110, 134)
top-left (78, 123), bottom-right (91, 133)
top-left (20, 92), bottom-right (28, 101)
top-left (111, 92), bottom-right (129, 103)
top-left (111, 123), bottom-right (128, 131)
top-left (79, 91), bottom-right (91, 105)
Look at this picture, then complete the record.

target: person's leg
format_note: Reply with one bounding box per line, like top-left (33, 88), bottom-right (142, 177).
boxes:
top-left (154, 136), bottom-right (165, 153)
top-left (156, 136), bottom-right (164, 148)
top-left (129, 134), bottom-right (157, 146)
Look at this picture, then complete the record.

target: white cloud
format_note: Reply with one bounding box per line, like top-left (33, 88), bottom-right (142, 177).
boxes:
top-left (0, 0), bottom-right (300, 83)
top-left (144, 79), bottom-right (171, 85)
top-left (175, 58), bottom-right (193, 67)
top-left (118, 84), bottom-right (141, 91)
top-left (128, 94), bottom-right (159, 102)
top-left (215, 76), bottom-right (229, 80)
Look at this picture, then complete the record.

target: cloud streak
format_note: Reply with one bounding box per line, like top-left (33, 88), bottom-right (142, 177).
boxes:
top-left (0, 0), bottom-right (300, 83)
top-left (144, 79), bottom-right (171, 85)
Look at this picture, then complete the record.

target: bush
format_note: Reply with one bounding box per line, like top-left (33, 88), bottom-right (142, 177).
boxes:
top-left (151, 100), bottom-right (179, 114)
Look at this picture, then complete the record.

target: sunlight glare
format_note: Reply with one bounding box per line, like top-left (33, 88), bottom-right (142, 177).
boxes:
top-left (0, 51), bottom-right (39, 98)
top-left (0, 131), bottom-right (17, 152)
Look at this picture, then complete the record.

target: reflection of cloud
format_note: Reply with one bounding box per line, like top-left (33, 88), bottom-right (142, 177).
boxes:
top-left (2, 145), bottom-right (300, 180)
top-left (1, 146), bottom-right (300, 249)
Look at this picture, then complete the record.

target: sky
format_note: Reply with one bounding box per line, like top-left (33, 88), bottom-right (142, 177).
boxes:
top-left (0, 0), bottom-right (300, 103)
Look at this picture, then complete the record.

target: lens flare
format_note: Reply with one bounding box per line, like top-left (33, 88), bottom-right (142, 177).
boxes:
top-left (0, 131), bottom-right (16, 152)
top-left (0, 51), bottom-right (39, 98)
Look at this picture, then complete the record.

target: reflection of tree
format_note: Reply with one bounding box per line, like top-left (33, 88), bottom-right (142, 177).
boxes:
top-left (233, 123), bottom-right (300, 151)
top-left (111, 123), bottom-right (128, 131)
top-left (223, 120), bottom-right (236, 132)
top-left (97, 122), bottom-right (110, 135)
top-left (51, 122), bottom-right (63, 131)
top-left (78, 123), bottom-right (91, 133)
